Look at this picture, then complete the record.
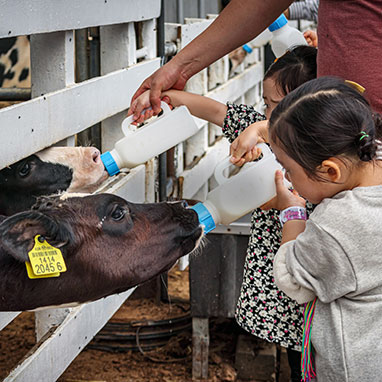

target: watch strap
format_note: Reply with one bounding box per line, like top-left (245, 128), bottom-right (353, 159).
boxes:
top-left (279, 206), bottom-right (307, 226)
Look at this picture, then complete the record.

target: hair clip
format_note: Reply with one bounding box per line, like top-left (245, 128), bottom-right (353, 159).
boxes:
top-left (345, 80), bottom-right (366, 94)
top-left (359, 131), bottom-right (369, 141)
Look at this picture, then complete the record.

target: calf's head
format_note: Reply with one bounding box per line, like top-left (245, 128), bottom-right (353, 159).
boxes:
top-left (0, 146), bottom-right (108, 215)
top-left (0, 193), bottom-right (202, 311)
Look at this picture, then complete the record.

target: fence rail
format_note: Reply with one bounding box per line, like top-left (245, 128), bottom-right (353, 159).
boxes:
top-left (0, 0), bottom-right (160, 38)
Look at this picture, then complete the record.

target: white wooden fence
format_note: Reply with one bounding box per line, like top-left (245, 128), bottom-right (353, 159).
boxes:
top-left (0, 1), bottom-right (159, 380)
top-left (0, 2), bottom-right (310, 380)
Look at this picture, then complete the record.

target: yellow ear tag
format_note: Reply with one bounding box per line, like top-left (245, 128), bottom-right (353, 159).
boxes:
top-left (26, 235), bottom-right (67, 279)
top-left (25, 261), bottom-right (60, 279)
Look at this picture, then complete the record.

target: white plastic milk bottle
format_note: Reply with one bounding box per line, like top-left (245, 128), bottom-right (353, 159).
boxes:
top-left (101, 102), bottom-right (199, 175)
top-left (191, 144), bottom-right (284, 233)
top-left (268, 14), bottom-right (307, 58)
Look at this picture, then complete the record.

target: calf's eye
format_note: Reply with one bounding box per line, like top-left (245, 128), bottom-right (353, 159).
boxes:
top-left (111, 206), bottom-right (126, 221)
top-left (19, 162), bottom-right (31, 177)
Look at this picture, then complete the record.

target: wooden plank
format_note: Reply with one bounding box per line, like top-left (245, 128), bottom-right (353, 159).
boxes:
top-left (0, 0), bottom-right (161, 38)
top-left (30, 31), bottom-right (75, 97)
top-left (0, 58), bottom-right (160, 170)
top-left (180, 19), bottom-right (212, 48)
top-left (141, 19), bottom-right (157, 59)
top-left (164, 22), bottom-right (180, 43)
top-left (100, 22), bottom-right (137, 75)
top-left (180, 138), bottom-right (229, 199)
top-left (192, 317), bottom-right (209, 380)
top-left (100, 22), bottom-right (137, 153)
top-left (31, 31), bottom-right (76, 147)
top-left (207, 61), bottom-right (263, 104)
top-left (4, 289), bottom-right (135, 382)
top-left (96, 165), bottom-right (146, 202)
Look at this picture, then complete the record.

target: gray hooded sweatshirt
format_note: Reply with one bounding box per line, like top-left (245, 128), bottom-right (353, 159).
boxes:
top-left (274, 186), bottom-right (382, 382)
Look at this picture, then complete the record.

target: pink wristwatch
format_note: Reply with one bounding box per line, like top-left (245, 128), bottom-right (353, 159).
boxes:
top-left (279, 206), bottom-right (307, 226)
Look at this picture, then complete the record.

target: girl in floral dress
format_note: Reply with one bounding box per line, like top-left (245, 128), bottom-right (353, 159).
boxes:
top-left (131, 45), bottom-right (317, 381)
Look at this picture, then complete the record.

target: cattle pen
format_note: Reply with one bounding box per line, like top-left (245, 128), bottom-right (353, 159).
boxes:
top-left (0, 1), bottom-right (313, 381)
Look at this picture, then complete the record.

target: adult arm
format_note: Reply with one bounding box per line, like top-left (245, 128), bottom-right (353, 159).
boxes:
top-left (129, 0), bottom-right (294, 117)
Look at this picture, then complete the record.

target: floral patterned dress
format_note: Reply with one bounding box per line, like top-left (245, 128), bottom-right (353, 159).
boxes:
top-left (223, 102), bottom-right (303, 351)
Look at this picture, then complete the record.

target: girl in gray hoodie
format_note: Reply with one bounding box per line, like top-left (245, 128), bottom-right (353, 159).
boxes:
top-left (270, 76), bottom-right (382, 381)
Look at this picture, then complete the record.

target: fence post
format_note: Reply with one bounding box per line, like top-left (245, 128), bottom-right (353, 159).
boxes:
top-left (30, 30), bottom-right (76, 341)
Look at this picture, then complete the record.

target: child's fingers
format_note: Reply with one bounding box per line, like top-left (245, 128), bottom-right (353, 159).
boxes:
top-left (161, 95), bottom-right (171, 104)
top-left (230, 140), bottom-right (249, 161)
top-left (275, 170), bottom-right (289, 196)
top-left (230, 157), bottom-right (245, 167)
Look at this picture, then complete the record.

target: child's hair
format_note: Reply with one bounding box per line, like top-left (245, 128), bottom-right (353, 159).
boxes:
top-left (269, 76), bottom-right (382, 180)
top-left (264, 45), bottom-right (317, 95)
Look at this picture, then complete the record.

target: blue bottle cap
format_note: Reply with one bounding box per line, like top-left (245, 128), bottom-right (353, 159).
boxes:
top-left (268, 14), bottom-right (288, 32)
top-left (242, 44), bottom-right (253, 54)
top-left (190, 202), bottom-right (216, 234)
top-left (100, 151), bottom-right (120, 176)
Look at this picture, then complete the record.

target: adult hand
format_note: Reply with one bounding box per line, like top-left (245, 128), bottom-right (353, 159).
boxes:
top-left (128, 0), bottom-right (294, 119)
top-left (261, 170), bottom-right (305, 210)
top-left (129, 60), bottom-right (188, 120)
top-left (230, 120), bottom-right (268, 166)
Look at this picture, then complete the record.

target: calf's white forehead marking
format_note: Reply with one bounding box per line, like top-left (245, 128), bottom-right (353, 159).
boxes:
top-left (97, 215), bottom-right (107, 230)
top-left (36, 147), bottom-right (108, 192)
top-left (59, 192), bottom-right (91, 201)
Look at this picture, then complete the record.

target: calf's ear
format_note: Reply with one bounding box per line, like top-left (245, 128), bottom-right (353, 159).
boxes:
top-left (0, 211), bottom-right (73, 262)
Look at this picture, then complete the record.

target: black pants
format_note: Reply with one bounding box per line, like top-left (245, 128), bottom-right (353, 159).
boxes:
top-left (287, 348), bottom-right (301, 382)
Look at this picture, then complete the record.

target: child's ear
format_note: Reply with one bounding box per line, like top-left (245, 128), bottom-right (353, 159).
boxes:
top-left (319, 158), bottom-right (343, 182)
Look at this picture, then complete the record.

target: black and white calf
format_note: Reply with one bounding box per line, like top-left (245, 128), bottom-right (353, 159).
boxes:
top-left (0, 193), bottom-right (202, 311)
top-left (0, 146), bottom-right (108, 215)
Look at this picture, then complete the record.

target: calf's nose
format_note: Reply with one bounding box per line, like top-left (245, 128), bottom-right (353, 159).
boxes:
top-left (90, 148), bottom-right (101, 164)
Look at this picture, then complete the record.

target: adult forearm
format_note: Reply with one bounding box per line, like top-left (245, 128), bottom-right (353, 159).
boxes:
top-left (173, 0), bottom-right (294, 81)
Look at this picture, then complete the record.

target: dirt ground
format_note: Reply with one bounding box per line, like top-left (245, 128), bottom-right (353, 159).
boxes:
top-left (0, 268), bottom-right (289, 382)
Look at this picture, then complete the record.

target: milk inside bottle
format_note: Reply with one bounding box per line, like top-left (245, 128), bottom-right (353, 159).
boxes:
top-left (101, 102), bottom-right (199, 175)
top-left (191, 143), bottom-right (284, 233)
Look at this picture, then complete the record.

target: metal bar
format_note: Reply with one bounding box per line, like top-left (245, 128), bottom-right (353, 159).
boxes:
top-left (177, 0), bottom-right (184, 23)
top-left (75, 29), bottom-right (89, 83)
top-left (88, 27), bottom-right (102, 149)
top-left (0, 88), bottom-right (31, 101)
top-left (75, 28), bottom-right (91, 147)
top-left (198, 0), bottom-right (206, 18)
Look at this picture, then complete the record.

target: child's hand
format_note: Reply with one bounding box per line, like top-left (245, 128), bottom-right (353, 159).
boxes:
top-left (303, 30), bottom-right (318, 48)
top-left (128, 90), bottom-right (155, 124)
top-left (128, 91), bottom-right (173, 124)
top-left (230, 120), bottom-right (268, 166)
top-left (261, 170), bottom-right (305, 211)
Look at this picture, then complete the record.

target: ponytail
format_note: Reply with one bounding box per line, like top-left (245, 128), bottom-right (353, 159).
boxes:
top-left (357, 113), bottom-right (382, 162)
